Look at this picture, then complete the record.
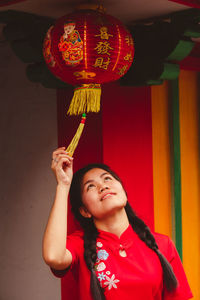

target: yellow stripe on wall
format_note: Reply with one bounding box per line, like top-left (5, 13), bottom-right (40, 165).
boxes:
top-left (179, 70), bottom-right (200, 300)
top-left (151, 81), bottom-right (172, 238)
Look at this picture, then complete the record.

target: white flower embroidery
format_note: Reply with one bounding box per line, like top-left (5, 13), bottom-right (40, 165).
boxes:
top-left (97, 262), bottom-right (106, 272)
top-left (98, 272), bottom-right (106, 281)
top-left (96, 242), bottom-right (103, 248)
top-left (104, 274), bottom-right (120, 290)
top-left (106, 271), bottom-right (110, 275)
top-left (97, 249), bottom-right (109, 260)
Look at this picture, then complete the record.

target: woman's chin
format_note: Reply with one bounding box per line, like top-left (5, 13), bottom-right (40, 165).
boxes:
top-left (103, 203), bottom-right (126, 217)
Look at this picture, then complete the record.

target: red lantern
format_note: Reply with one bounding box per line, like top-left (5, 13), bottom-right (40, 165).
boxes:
top-left (43, 6), bottom-right (134, 116)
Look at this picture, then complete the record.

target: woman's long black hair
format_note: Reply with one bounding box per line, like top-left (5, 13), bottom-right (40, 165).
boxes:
top-left (69, 163), bottom-right (178, 300)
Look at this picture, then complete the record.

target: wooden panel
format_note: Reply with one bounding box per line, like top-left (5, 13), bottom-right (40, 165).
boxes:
top-left (151, 81), bottom-right (172, 238)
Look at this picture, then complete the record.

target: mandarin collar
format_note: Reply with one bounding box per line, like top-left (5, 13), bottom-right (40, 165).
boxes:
top-left (97, 224), bottom-right (135, 251)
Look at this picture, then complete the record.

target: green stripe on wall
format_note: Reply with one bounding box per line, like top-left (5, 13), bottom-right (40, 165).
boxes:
top-left (169, 79), bottom-right (183, 260)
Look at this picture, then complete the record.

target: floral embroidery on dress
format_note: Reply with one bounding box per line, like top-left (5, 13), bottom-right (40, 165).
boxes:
top-left (96, 242), bottom-right (103, 248)
top-left (95, 245), bottom-right (120, 291)
top-left (96, 262), bottom-right (106, 272)
top-left (97, 249), bottom-right (109, 260)
top-left (106, 271), bottom-right (111, 275)
top-left (104, 274), bottom-right (120, 290)
top-left (97, 272), bottom-right (106, 281)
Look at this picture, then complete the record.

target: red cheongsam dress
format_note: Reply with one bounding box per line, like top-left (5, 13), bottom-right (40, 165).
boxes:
top-left (52, 225), bottom-right (193, 300)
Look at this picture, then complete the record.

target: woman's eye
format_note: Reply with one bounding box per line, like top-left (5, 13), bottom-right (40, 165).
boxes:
top-left (87, 183), bottom-right (95, 191)
top-left (104, 176), bottom-right (112, 181)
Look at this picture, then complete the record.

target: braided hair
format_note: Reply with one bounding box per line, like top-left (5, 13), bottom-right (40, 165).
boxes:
top-left (69, 163), bottom-right (177, 299)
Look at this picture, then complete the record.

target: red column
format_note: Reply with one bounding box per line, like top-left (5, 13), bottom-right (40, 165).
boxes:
top-left (102, 82), bottom-right (154, 228)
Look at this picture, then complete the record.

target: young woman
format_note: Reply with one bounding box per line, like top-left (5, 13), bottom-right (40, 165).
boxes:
top-left (43, 147), bottom-right (193, 300)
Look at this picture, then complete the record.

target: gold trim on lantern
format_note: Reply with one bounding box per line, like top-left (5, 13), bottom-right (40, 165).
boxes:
top-left (67, 84), bottom-right (101, 115)
top-left (73, 70), bottom-right (96, 80)
top-left (112, 25), bottom-right (121, 71)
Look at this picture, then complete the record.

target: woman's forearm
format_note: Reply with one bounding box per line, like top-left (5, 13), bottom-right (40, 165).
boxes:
top-left (43, 148), bottom-right (73, 269)
top-left (42, 183), bottom-right (70, 266)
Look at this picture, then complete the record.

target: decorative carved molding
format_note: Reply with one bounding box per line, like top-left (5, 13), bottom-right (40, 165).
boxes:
top-left (168, 0), bottom-right (200, 9)
top-left (0, 0), bottom-right (26, 7)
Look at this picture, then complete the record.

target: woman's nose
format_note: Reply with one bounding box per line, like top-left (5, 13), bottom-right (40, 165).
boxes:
top-left (99, 185), bottom-right (109, 193)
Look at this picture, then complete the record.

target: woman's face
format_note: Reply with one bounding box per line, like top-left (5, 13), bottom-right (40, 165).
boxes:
top-left (80, 168), bottom-right (127, 220)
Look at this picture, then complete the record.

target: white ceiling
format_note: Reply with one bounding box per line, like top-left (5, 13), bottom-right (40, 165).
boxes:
top-left (0, 0), bottom-right (189, 22)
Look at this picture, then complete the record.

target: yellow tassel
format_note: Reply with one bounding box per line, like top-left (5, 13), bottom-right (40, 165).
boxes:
top-left (66, 114), bottom-right (86, 156)
top-left (67, 84), bottom-right (101, 115)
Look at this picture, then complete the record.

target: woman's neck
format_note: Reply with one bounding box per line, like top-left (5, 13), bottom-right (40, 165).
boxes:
top-left (94, 208), bottom-right (129, 238)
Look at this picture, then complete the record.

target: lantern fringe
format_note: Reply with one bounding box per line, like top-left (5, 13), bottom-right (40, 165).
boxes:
top-left (67, 84), bottom-right (101, 115)
top-left (66, 114), bottom-right (86, 156)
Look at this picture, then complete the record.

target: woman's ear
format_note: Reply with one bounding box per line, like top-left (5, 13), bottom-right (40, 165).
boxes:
top-left (79, 206), bottom-right (92, 218)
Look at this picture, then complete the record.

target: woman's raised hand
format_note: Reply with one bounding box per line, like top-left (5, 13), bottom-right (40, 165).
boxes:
top-left (43, 147), bottom-right (73, 268)
top-left (51, 147), bottom-right (73, 186)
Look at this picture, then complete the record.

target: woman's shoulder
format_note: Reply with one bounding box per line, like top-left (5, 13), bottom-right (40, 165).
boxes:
top-left (67, 229), bottom-right (84, 242)
top-left (68, 229), bottom-right (84, 237)
top-left (66, 230), bottom-right (84, 259)
top-left (153, 231), bottom-right (170, 244)
top-left (152, 231), bottom-right (177, 262)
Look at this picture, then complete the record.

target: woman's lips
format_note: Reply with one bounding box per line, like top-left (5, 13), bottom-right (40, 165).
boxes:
top-left (101, 193), bottom-right (115, 201)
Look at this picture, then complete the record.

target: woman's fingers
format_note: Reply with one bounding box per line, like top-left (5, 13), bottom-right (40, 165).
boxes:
top-left (57, 156), bottom-right (73, 168)
top-left (52, 147), bottom-right (66, 158)
top-left (51, 148), bottom-right (74, 185)
top-left (51, 150), bottom-right (73, 177)
top-left (52, 154), bottom-right (73, 166)
top-left (51, 147), bottom-right (73, 166)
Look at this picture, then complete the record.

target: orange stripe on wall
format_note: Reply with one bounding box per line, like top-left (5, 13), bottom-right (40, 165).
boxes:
top-left (151, 81), bottom-right (172, 238)
top-left (179, 70), bottom-right (200, 300)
